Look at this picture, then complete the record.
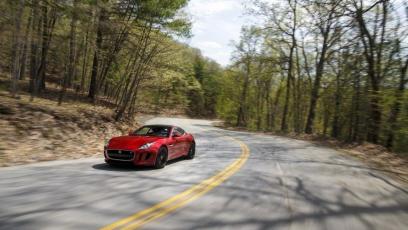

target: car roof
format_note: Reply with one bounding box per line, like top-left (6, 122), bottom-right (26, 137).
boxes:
top-left (142, 124), bottom-right (176, 128)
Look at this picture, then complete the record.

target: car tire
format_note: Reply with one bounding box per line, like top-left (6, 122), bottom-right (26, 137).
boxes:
top-left (106, 160), bottom-right (115, 166)
top-left (154, 147), bottom-right (168, 169)
top-left (186, 142), bottom-right (195, 160)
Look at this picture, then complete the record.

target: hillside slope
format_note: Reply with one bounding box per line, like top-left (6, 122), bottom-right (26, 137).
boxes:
top-left (0, 91), bottom-right (139, 167)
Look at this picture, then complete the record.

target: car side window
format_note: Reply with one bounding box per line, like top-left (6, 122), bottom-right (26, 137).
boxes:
top-left (147, 127), bottom-right (170, 137)
top-left (172, 129), bottom-right (180, 137)
top-left (176, 127), bottom-right (185, 135)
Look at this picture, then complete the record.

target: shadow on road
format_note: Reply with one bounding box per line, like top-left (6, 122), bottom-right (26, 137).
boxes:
top-left (177, 173), bottom-right (408, 230)
top-left (92, 157), bottom-right (188, 172)
top-left (92, 163), bottom-right (153, 171)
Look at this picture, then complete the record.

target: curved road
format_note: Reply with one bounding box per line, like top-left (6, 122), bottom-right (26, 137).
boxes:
top-left (0, 117), bottom-right (407, 230)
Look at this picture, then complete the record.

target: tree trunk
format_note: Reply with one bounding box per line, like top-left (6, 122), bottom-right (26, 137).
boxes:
top-left (293, 46), bottom-right (303, 133)
top-left (367, 87), bottom-right (381, 143)
top-left (354, 2), bottom-right (389, 143)
top-left (80, 24), bottom-right (90, 92)
top-left (331, 72), bottom-right (341, 138)
top-left (88, 6), bottom-right (105, 102)
top-left (10, 0), bottom-right (26, 97)
top-left (236, 62), bottom-right (250, 127)
top-left (116, 73), bottom-right (139, 121)
top-left (305, 34), bottom-right (329, 134)
top-left (58, 0), bottom-right (78, 105)
top-left (270, 84), bottom-right (282, 131)
top-left (37, 5), bottom-right (47, 93)
top-left (280, 51), bottom-right (293, 133)
top-left (256, 80), bottom-right (263, 130)
top-left (19, 11), bottom-right (32, 81)
top-left (280, 2), bottom-right (297, 132)
top-left (385, 58), bottom-right (407, 149)
top-left (265, 78), bottom-right (272, 130)
top-left (323, 103), bottom-right (330, 136)
top-left (35, 2), bottom-right (56, 96)
top-left (29, 0), bottom-right (40, 99)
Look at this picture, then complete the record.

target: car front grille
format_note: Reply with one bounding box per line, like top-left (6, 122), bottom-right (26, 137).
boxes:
top-left (107, 150), bottom-right (134, 161)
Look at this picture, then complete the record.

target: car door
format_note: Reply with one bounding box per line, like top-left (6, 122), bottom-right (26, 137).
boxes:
top-left (175, 127), bottom-right (189, 157)
top-left (168, 128), bottom-right (182, 159)
top-left (175, 127), bottom-right (189, 154)
top-left (167, 137), bottom-right (178, 160)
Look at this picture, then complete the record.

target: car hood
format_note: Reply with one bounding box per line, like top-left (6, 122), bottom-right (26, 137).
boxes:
top-left (108, 136), bottom-right (163, 150)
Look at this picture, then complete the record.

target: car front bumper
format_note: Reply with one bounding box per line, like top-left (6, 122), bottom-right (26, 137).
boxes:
top-left (105, 149), bottom-right (156, 166)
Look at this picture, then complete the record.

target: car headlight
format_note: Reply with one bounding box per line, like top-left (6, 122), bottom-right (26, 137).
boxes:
top-left (139, 142), bottom-right (154, 150)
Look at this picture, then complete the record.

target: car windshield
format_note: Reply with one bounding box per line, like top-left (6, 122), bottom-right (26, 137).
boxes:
top-left (133, 126), bottom-right (170, 137)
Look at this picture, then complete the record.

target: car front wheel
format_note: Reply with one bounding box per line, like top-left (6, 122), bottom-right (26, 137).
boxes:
top-left (154, 147), bottom-right (168, 169)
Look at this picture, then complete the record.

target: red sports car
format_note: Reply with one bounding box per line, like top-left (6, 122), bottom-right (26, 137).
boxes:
top-left (104, 125), bottom-right (195, 169)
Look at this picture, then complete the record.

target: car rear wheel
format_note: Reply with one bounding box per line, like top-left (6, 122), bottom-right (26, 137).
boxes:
top-left (154, 147), bottom-right (168, 169)
top-left (186, 142), bottom-right (195, 160)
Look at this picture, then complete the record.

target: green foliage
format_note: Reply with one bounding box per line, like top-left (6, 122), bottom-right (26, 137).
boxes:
top-left (213, 0), bottom-right (408, 153)
top-left (1, 0), bottom-right (406, 154)
top-left (215, 70), bottom-right (242, 123)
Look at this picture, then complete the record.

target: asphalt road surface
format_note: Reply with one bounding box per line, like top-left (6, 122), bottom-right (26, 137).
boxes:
top-left (1, 117), bottom-right (408, 230)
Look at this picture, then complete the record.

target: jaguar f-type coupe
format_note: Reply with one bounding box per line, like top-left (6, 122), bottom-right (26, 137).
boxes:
top-left (104, 125), bottom-right (195, 169)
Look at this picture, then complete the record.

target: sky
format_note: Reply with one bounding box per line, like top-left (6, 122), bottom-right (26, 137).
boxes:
top-left (184, 0), bottom-right (407, 67)
top-left (184, 0), bottom-right (252, 67)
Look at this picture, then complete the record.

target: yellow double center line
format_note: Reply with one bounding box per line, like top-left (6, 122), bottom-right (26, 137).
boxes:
top-left (101, 135), bottom-right (250, 230)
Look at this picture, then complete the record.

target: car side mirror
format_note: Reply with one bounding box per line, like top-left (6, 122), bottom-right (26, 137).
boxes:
top-left (172, 133), bottom-right (181, 138)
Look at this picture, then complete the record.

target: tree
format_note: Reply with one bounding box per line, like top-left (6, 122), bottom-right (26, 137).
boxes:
top-left (10, 0), bottom-right (26, 98)
top-left (232, 26), bottom-right (260, 127)
top-left (217, 0), bottom-right (408, 152)
top-left (304, 0), bottom-right (344, 134)
top-left (352, 0), bottom-right (391, 143)
top-left (386, 41), bottom-right (408, 149)
top-left (58, 0), bottom-right (79, 105)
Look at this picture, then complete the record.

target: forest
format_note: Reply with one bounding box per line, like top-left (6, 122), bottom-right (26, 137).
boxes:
top-left (1, 0), bottom-right (222, 119)
top-left (217, 0), bottom-right (408, 153)
top-left (1, 0), bottom-right (407, 153)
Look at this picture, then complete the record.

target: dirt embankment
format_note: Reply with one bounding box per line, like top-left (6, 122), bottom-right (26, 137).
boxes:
top-left (0, 91), bottom-right (140, 167)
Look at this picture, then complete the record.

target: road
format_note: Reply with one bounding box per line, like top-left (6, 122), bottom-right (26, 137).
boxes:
top-left (0, 117), bottom-right (407, 230)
